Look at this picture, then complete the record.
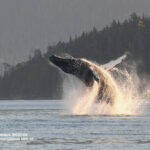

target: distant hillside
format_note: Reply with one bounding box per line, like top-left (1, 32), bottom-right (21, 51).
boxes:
top-left (0, 13), bottom-right (150, 99)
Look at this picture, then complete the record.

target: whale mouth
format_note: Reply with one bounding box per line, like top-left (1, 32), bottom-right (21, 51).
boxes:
top-left (49, 55), bottom-right (68, 64)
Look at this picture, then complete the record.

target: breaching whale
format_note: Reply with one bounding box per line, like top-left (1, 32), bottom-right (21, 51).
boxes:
top-left (49, 54), bottom-right (126, 104)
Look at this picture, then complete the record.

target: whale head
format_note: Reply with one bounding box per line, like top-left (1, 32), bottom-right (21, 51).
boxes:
top-left (49, 55), bottom-right (99, 86)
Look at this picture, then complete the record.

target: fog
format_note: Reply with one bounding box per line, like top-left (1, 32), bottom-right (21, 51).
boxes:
top-left (0, 0), bottom-right (150, 64)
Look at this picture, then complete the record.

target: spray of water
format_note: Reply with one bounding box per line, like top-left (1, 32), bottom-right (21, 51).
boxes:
top-left (62, 55), bottom-right (146, 115)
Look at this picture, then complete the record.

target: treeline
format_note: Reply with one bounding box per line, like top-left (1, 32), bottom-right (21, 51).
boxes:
top-left (0, 13), bottom-right (150, 99)
top-left (0, 50), bottom-right (61, 99)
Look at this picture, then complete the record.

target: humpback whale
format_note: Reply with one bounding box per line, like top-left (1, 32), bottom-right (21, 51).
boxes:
top-left (49, 54), bottom-right (126, 104)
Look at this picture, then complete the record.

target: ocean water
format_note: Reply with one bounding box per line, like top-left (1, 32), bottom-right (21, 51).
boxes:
top-left (0, 100), bottom-right (150, 150)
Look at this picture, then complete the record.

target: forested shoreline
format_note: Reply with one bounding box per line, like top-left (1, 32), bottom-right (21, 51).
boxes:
top-left (0, 13), bottom-right (150, 100)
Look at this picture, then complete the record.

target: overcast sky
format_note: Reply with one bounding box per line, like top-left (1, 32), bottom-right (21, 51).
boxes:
top-left (0, 0), bottom-right (150, 64)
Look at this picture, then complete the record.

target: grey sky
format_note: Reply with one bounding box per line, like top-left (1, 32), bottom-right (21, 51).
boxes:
top-left (0, 0), bottom-right (150, 64)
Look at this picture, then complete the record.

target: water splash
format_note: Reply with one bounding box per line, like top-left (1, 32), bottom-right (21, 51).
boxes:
top-left (62, 55), bottom-right (146, 115)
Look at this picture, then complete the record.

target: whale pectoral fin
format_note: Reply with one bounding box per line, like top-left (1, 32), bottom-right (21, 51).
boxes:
top-left (89, 67), bottom-right (99, 82)
top-left (101, 54), bottom-right (127, 70)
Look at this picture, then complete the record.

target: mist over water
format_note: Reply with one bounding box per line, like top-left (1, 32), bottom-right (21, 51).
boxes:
top-left (62, 55), bottom-right (148, 116)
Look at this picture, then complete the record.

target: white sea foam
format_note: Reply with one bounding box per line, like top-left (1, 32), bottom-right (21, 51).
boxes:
top-left (62, 54), bottom-right (148, 115)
